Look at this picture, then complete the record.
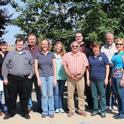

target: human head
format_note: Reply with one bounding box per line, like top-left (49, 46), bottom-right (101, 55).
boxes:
top-left (39, 39), bottom-right (51, 52)
top-left (28, 34), bottom-right (37, 46)
top-left (0, 41), bottom-right (8, 53)
top-left (75, 31), bottom-right (83, 44)
top-left (105, 32), bottom-right (114, 46)
top-left (91, 41), bottom-right (101, 56)
top-left (15, 37), bottom-right (24, 52)
top-left (70, 41), bottom-right (80, 54)
top-left (54, 41), bottom-right (66, 56)
top-left (115, 38), bottom-right (124, 52)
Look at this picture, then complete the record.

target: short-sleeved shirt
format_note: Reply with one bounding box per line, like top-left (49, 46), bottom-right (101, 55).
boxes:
top-left (88, 53), bottom-right (109, 81)
top-left (54, 53), bottom-right (66, 80)
top-left (62, 51), bottom-right (89, 75)
top-left (111, 51), bottom-right (124, 71)
top-left (35, 51), bottom-right (55, 77)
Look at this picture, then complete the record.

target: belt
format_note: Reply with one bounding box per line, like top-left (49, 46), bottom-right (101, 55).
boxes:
top-left (8, 74), bottom-right (29, 78)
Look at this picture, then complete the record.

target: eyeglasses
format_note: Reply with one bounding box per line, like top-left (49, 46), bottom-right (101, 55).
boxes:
top-left (116, 43), bottom-right (123, 46)
top-left (72, 46), bottom-right (78, 48)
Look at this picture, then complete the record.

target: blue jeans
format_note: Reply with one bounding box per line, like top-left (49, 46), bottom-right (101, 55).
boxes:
top-left (40, 76), bottom-right (54, 116)
top-left (113, 77), bottom-right (124, 116)
top-left (91, 80), bottom-right (106, 113)
top-left (54, 80), bottom-right (66, 109)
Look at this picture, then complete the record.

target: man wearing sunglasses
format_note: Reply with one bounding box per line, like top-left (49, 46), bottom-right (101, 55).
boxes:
top-left (62, 41), bottom-right (89, 117)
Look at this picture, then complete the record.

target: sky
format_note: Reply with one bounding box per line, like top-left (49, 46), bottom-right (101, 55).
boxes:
top-left (2, 3), bottom-right (22, 45)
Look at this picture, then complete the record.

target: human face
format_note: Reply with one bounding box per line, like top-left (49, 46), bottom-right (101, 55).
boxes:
top-left (92, 46), bottom-right (100, 56)
top-left (75, 33), bottom-right (83, 44)
top-left (41, 40), bottom-right (49, 52)
top-left (16, 41), bottom-right (24, 52)
top-left (28, 35), bottom-right (36, 46)
top-left (56, 43), bottom-right (62, 53)
top-left (105, 34), bottom-right (114, 46)
top-left (0, 44), bottom-right (8, 53)
top-left (71, 42), bottom-right (79, 54)
top-left (115, 41), bottom-right (123, 52)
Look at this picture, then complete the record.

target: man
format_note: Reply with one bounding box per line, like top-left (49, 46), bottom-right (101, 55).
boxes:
top-left (2, 37), bottom-right (33, 119)
top-left (62, 41), bottom-right (89, 117)
top-left (101, 32), bottom-right (118, 111)
top-left (0, 41), bottom-right (9, 115)
top-left (75, 31), bottom-right (93, 110)
top-left (24, 34), bottom-right (41, 112)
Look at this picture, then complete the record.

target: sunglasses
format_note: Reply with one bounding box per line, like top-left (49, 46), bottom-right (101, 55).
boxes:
top-left (72, 45), bottom-right (78, 48)
top-left (116, 43), bottom-right (123, 46)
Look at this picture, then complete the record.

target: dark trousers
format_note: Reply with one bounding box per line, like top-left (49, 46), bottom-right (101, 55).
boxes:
top-left (7, 75), bottom-right (30, 115)
top-left (29, 75), bottom-right (41, 109)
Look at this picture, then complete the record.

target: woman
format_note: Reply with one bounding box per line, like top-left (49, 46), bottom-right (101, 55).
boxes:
top-left (35, 39), bottom-right (56, 118)
top-left (53, 41), bottom-right (66, 113)
top-left (111, 38), bottom-right (124, 119)
top-left (87, 42), bottom-right (109, 118)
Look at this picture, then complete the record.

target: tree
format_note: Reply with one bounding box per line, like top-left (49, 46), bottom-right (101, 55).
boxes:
top-left (0, 0), bottom-right (10, 41)
top-left (10, 0), bottom-right (124, 49)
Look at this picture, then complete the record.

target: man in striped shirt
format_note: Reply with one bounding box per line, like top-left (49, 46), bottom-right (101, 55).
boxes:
top-left (62, 41), bottom-right (89, 117)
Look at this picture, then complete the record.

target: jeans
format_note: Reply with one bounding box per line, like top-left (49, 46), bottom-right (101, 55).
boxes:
top-left (91, 80), bottom-right (106, 113)
top-left (54, 80), bottom-right (66, 109)
top-left (113, 77), bottom-right (124, 116)
top-left (40, 76), bottom-right (54, 116)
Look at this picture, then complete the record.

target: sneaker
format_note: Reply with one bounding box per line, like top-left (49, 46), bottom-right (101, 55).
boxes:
top-left (55, 109), bottom-right (59, 113)
top-left (112, 105), bottom-right (118, 111)
top-left (42, 114), bottom-right (46, 118)
top-left (49, 114), bottom-right (54, 118)
top-left (59, 108), bottom-right (64, 113)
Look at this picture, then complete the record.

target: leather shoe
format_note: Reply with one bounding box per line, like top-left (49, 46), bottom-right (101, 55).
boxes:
top-left (3, 114), bottom-right (14, 120)
top-left (23, 114), bottom-right (30, 119)
top-left (100, 113), bottom-right (106, 118)
top-left (67, 111), bottom-right (74, 117)
top-left (77, 110), bottom-right (87, 117)
top-left (91, 111), bottom-right (98, 116)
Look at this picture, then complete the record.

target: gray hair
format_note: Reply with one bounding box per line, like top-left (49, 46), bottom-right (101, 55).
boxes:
top-left (105, 32), bottom-right (114, 39)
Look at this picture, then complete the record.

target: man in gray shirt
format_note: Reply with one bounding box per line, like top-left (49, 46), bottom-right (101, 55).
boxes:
top-left (2, 37), bottom-right (33, 119)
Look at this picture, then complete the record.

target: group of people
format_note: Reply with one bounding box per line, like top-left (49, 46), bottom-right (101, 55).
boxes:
top-left (0, 31), bottom-right (124, 120)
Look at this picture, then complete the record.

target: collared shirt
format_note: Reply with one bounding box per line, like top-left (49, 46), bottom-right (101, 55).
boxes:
top-left (54, 53), bottom-right (66, 80)
top-left (24, 45), bottom-right (40, 60)
top-left (101, 43), bottom-right (117, 65)
top-left (62, 51), bottom-right (89, 75)
top-left (88, 53), bottom-right (109, 81)
top-left (35, 51), bottom-right (55, 77)
top-left (2, 50), bottom-right (33, 80)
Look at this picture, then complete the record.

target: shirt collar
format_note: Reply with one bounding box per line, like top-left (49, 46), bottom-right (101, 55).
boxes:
top-left (105, 43), bottom-right (115, 49)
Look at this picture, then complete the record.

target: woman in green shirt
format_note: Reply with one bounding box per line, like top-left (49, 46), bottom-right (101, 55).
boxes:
top-left (53, 41), bottom-right (67, 113)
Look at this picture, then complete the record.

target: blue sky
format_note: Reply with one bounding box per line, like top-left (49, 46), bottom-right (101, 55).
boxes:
top-left (2, 3), bottom-right (22, 45)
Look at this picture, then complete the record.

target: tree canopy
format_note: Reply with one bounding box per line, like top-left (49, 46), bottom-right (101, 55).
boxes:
top-left (10, 0), bottom-right (124, 49)
top-left (0, 0), bottom-right (10, 41)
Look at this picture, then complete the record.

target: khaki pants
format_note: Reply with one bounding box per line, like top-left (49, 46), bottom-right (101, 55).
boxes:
top-left (67, 77), bottom-right (85, 112)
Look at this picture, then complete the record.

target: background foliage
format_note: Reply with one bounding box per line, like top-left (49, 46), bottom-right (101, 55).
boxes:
top-left (8, 0), bottom-right (124, 49)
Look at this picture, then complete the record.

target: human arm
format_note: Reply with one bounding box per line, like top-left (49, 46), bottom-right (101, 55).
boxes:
top-left (53, 58), bottom-right (57, 86)
top-left (34, 59), bottom-right (41, 87)
top-left (105, 65), bottom-right (110, 86)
